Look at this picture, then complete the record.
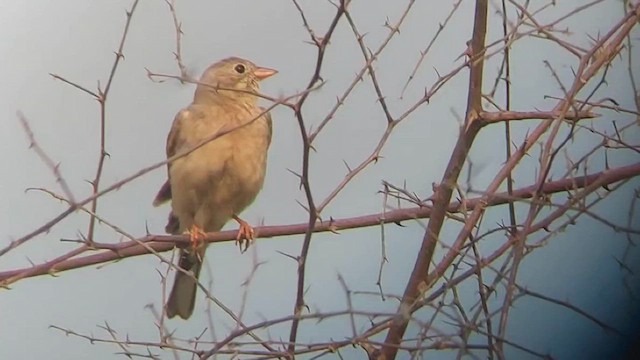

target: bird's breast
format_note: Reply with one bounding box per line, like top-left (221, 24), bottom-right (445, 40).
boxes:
top-left (174, 115), bottom-right (270, 214)
top-left (223, 119), bottom-right (270, 203)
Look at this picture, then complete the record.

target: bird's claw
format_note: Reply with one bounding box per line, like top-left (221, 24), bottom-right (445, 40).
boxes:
top-left (233, 215), bottom-right (255, 253)
top-left (188, 225), bottom-right (206, 250)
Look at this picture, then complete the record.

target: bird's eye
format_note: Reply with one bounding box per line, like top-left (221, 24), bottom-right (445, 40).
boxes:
top-left (234, 64), bottom-right (246, 74)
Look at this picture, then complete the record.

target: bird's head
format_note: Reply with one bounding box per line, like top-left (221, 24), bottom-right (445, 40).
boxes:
top-left (194, 57), bottom-right (277, 104)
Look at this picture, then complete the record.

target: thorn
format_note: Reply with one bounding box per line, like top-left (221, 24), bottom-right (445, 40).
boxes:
top-left (343, 159), bottom-right (352, 172)
top-left (328, 217), bottom-right (340, 234)
top-left (296, 200), bottom-right (310, 214)
top-left (276, 251), bottom-right (298, 262)
top-left (286, 168), bottom-right (302, 179)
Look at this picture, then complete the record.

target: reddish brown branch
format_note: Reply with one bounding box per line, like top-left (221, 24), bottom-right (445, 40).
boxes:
top-left (379, 1), bottom-right (490, 358)
top-left (481, 109), bottom-right (597, 124)
top-left (2, 162), bottom-right (637, 286)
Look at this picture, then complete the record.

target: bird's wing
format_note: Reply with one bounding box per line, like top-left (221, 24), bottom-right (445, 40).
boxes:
top-left (152, 180), bottom-right (172, 207)
top-left (152, 107), bottom-right (191, 207)
top-left (261, 107), bottom-right (273, 146)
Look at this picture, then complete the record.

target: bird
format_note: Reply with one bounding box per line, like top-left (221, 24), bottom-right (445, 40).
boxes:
top-left (152, 57), bottom-right (277, 319)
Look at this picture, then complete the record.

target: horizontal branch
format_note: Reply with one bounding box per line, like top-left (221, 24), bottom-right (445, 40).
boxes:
top-left (480, 109), bottom-right (597, 124)
top-left (1, 162), bottom-right (638, 285)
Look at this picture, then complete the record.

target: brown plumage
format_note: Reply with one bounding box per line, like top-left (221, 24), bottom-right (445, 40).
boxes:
top-left (153, 57), bottom-right (276, 319)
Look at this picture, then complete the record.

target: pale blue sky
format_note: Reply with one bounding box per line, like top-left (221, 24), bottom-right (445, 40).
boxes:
top-left (1, 1), bottom-right (638, 359)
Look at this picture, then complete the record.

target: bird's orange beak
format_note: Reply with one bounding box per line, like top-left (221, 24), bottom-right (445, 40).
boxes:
top-left (253, 67), bottom-right (278, 80)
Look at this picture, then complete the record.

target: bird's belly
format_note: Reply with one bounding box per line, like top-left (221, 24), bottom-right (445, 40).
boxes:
top-left (169, 136), bottom-right (268, 232)
top-left (222, 140), bottom-right (269, 211)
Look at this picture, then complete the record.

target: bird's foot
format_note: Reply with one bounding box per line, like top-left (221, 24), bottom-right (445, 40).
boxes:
top-left (188, 225), bottom-right (207, 250)
top-left (233, 215), bottom-right (255, 253)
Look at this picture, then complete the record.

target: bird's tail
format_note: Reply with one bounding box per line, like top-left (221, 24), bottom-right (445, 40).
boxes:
top-left (166, 248), bottom-right (204, 319)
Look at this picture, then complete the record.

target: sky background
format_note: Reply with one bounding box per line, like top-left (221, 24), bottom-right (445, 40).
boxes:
top-left (0, 1), bottom-right (639, 359)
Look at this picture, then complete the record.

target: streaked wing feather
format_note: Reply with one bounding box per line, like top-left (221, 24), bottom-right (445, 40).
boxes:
top-left (152, 180), bottom-right (172, 206)
top-left (152, 109), bottom-right (190, 206)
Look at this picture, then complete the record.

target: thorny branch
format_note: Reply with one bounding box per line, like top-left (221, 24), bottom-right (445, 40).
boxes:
top-left (3, 0), bottom-right (640, 359)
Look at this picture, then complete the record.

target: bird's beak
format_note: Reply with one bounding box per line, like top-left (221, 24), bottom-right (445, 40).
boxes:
top-left (253, 67), bottom-right (278, 80)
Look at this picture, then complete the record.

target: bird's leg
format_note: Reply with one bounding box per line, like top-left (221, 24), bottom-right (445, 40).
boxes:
top-left (188, 224), bottom-right (207, 254)
top-left (233, 215), bottom-right (255, 253)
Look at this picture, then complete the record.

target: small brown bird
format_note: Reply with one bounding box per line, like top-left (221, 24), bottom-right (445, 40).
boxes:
top-left (153, 57), bottom-right (277, 319)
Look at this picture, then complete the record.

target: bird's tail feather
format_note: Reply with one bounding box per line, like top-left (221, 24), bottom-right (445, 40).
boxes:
top-left (166, 249), bottom-right (203, 319)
